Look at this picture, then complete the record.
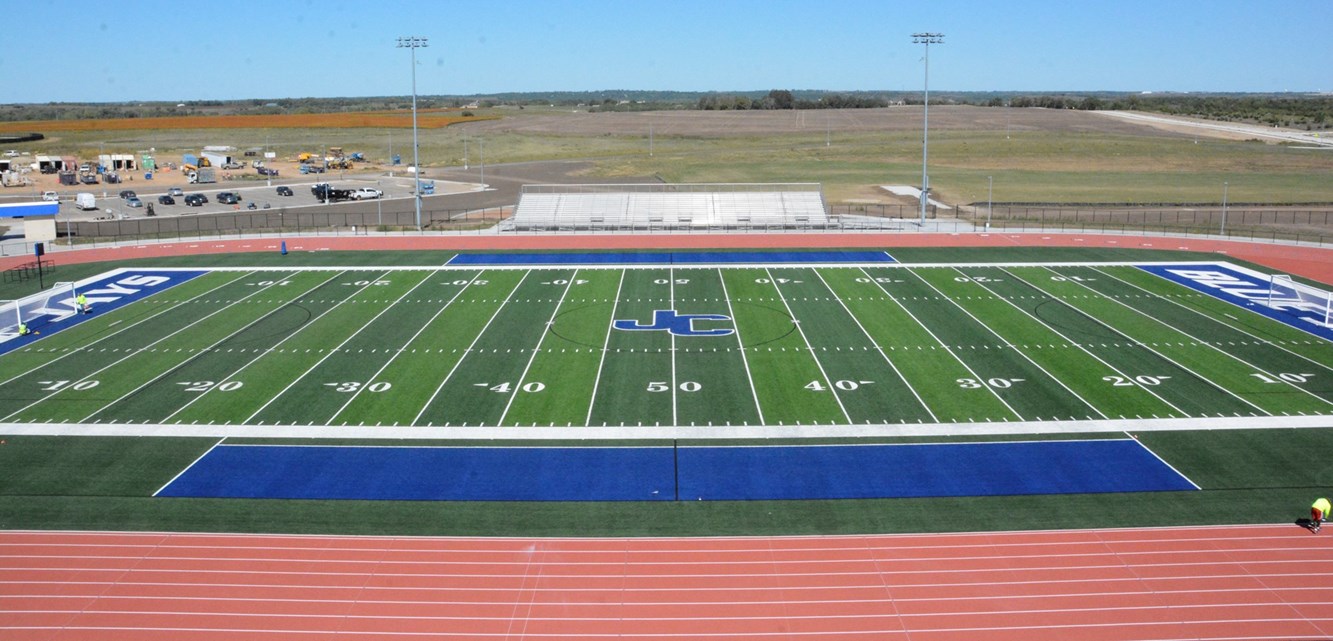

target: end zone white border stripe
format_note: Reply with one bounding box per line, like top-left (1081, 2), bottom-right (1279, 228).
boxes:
top-left (152, 437), bottom-right (226, 497)
top-left (1124, 431), bottom-right (1202, 490)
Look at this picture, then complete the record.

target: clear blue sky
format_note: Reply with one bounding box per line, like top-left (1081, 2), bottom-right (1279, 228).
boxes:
top-left (3, 0), bottom-right (1329, 103)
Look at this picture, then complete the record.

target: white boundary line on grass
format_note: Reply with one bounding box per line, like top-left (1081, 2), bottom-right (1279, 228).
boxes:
top-left (1124, 431), bottom-right (1203, 490)
top-left (13, 408), bottom-right (1329, 441)
top-left (151, 437), bottom-right (226, 497)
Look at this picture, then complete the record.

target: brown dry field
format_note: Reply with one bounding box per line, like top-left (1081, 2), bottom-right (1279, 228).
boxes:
top-left (465, 105), bottom-right (1188, 139)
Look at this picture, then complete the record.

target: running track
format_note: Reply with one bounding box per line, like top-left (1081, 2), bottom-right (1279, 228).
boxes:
top-left (6, 232), bottom-right (1332, 284)
top-left (1, 526), bottom-right (1330, 640)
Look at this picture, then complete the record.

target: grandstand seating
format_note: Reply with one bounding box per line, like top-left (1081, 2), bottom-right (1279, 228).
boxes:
top-left (508, 184), bottom-right (830, 230)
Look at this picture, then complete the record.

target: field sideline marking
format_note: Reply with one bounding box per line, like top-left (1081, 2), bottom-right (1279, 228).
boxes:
top-left (328, 271), bottom-right (483, 424)
top-left (766, 268), bottom-right (852, 424)
top-left (5, 413), bottom-right (1327, 440)
top-left (241, 270), bottom-right (428, 424)
top-left (0, 272), bottom-right (253, 390)
top-left (72, 273), bottom-right (345, 424)
top-left (411, 271), bottom-right (530, 426)
top-left (910, 267), bottom-right (1107, 421)
top-left (497, 270), bottom-right (579, 426)
top-left (584, 270), bottom-right (627, 426)
top-left (989, 266), bottom-right (1188, 416)
top-left (161, 270), bottom-right (401, 424)
top-left (717, 269), bottom-right (765, 425)
top-left (1033, 266), bottom-right (1271, 417)
top-left (860, 266), bottom-right (1023, 420)
top-left (1123, 432), bottom-right (1203, 490)
top-left (152, 437), bottom-right (226, 497)
top-left (812, 268), bottom-right (936, 423)
top-left (0, 274), bottom-right (320, 423)
top-left (1091, 265), bottom-right (1333, 409)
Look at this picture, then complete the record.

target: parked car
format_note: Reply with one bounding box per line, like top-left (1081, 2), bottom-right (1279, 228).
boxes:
top-left (352, 187), bottom-right (383, 200)
top-left (3, 150), bottom-right (19, 157)
top-left (79, 174), bottom-right (98, 184)
top-left (276, 186), bottom-right (293, 196)
top-left (41, 191), bottom-right (59, 202)
top-left (126, 197), bottom-right (143, 208)
top-left (79, 163), bottom-right (92, 172)
top-left (184, 194), bottom-right (207, 206)
top-left (167, 187), bottom-right (183, 197)
top-left (221, 162), bottom-right (244, 170)
top-left (157, 195), bottom-right (175, 205)
top-left (217, 192), bottom-right (240, 205)
top-left (119, 190), bottom-right (136, 200)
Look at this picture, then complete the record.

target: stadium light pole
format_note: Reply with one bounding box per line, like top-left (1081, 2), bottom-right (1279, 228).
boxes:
top-left (912, 32), bottom-right (943, 226)
top-left (397, 36), bottom-right (428, 231)
top-left (1220, 181), bottom-right (1229, 236)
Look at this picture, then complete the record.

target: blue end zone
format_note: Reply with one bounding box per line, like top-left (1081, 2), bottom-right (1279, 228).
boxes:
top-left (1138, 263), bottom-right (1333, 341)
top-left (447, 250), bottom-right (896, 266)
top-left (0, 269), bottom-right (207, 356)
top-left (157, 439), bottom-right (1195, 502)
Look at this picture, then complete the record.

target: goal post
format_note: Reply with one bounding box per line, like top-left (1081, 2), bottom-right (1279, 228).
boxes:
top-left (0, 281), bottom-right (79, 337)
top-left (1268, 273), bottom-right (1332, 328)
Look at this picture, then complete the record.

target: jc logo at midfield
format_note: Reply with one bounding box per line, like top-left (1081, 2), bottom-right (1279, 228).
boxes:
top-left (613, 310), bottom-right (734, 337)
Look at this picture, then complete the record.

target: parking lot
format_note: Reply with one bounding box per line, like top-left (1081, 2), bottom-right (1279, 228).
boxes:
top-left (83, 174), bottom-right (457, 219)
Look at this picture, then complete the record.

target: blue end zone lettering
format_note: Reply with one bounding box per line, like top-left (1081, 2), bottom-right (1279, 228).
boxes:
top-left (448, 250), bottom-right (896, 266)
top-left (1138, 263), bottom-right (1333, 341)
top-left (0, 269), bottom-right (206, 355)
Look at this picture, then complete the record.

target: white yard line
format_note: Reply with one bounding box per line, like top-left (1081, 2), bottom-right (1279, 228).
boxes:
top-left (3, 413), bottom-right (1330, 440)
top-left (240, 270), bottom-right (424, 425)
top-left (0, 275), bottom-right (327, 423)
top-left (812, 268), bottom-right (936, 423)
top-left (1092, 265), bottom-right (1333, 409)
top-left (326, 271), bottom-right (482, 425)
top-left (669, 267), bottom-right (679, 427)
top-left (766, 268), bottom-right (852, 424)
top-left (583, 270), bottom-right (627, 426)
top-left (861, 266), bottom-right (1023, 420)
top-left (411, 271), bottom-right (531, 426)
top-left (497, 271), bottom-right (579, 426)
top-left (908, 268), bottom-right (1105, 421)
top-left (981, 266), bottom-right (1188, 417)
top-left (0, 272), bottom-right (253, 389)
top-left (717, 269), bottom-right (766, 426)
top-left (73, 272), bottom-right (346, 424)
top-left (1035, 266), bottom-right (1271, 417)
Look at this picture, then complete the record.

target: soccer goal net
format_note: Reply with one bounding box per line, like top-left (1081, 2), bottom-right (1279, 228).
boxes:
top-left (0, 281), bottom-right (79, 338)
top-left (1267, 274), bottom-right (1333, 328)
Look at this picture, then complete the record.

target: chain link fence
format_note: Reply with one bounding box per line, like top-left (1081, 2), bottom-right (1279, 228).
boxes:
top-left (24, 201), bottom-right (1333, 251)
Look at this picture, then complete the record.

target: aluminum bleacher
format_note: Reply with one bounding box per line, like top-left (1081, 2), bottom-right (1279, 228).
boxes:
top-left (507, 184), bottom-right (830, 231)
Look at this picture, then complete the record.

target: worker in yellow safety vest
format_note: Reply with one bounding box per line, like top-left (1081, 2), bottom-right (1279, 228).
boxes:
top-left (1313, 498), bottom-right (1331, 533)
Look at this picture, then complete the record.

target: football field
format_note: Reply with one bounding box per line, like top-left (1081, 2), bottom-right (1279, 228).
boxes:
top-left (3, 257), bottom-right (1332, 436)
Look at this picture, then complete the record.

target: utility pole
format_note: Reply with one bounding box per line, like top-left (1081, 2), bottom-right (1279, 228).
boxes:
top-left (912, 32), bottom-right (944, 225)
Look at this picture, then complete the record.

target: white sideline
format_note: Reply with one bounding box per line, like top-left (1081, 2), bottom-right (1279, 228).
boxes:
top-left (2, 413), bottom-right (1329, 441)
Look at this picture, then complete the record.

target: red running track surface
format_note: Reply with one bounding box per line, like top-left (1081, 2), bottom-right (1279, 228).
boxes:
top-left (0, 526), bottom-right (1329, 640)
top-left (5, 232), bottom-right (1332, 284)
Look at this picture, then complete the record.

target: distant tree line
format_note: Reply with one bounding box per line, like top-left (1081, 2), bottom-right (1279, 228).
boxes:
top-left (2, 91), bottom-right (1328, 130)
top-left (696, 90), bottom-right (888, 111)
